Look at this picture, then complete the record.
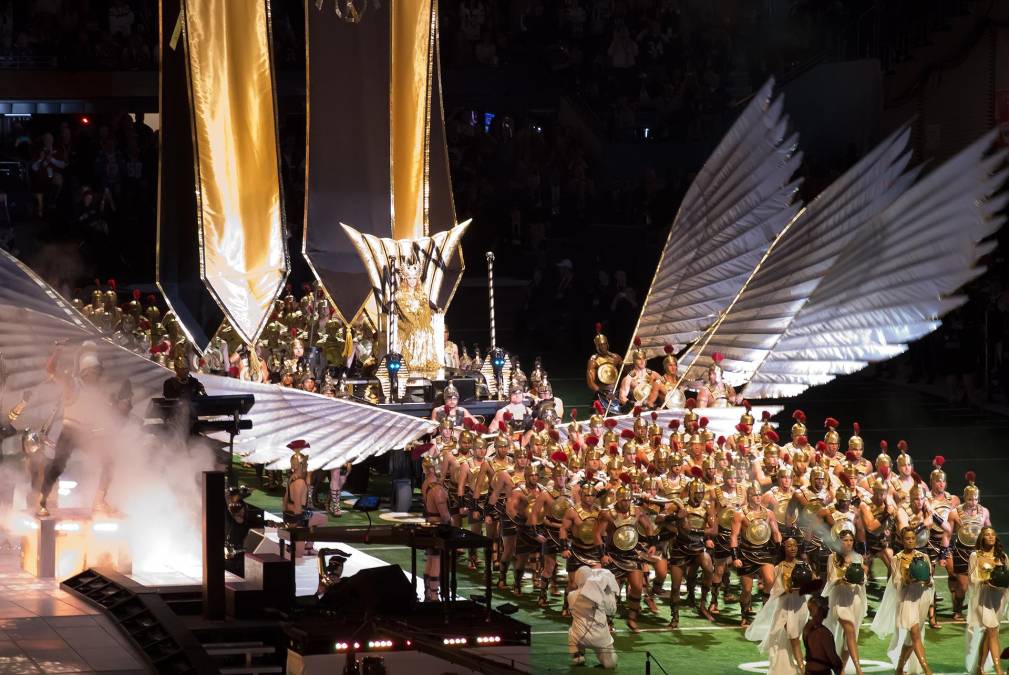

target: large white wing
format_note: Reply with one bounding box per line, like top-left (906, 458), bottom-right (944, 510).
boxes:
top-left (0, 253), bottom-right (435, 470)
top-left (632, 78), bottom-right (803, 358)
top-left (692, 130), bottom-right (1007, 398)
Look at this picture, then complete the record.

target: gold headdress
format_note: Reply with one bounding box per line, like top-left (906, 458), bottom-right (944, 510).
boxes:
top-left (847, 422), bottom-right (863, 451)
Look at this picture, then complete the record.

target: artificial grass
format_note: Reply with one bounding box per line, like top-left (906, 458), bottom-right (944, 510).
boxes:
top-left (237, 459), bottom-right (1007, 674)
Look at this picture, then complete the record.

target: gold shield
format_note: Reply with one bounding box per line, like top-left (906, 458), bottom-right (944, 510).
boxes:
top-left (613, 525), bottom-right (639, 551)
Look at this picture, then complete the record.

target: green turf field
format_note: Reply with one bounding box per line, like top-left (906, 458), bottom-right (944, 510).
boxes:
top-left (240, 374), bottom-right (1009, 674)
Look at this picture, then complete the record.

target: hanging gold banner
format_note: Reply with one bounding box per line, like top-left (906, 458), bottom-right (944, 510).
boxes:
top-left (390, 0), bottom-right (434, 240)
top-left (184, 0), bottom-right (288, 344)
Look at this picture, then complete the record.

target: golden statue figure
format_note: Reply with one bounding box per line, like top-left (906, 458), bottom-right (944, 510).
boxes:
top-left (395, 259), bottom-right (442, 377)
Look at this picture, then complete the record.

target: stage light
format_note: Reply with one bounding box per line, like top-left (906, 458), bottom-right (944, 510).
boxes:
top-left (353, 642), bottom-right (360, 650)
top-left (490, 347), bottom-right (506, 394)
top-left (442, 637), bottom-right (468, 646)
top-left (81, 116), bottom-right (90, 125)
top-left (475, 636), bottom-right (501, 644)
top-left (367, 640), bottom-right (393, 649)
top-left (54, 522), bottom-right (80, 532)
top-left (335, 642), bottom-right (349, 651)
top-left (385, 352), bottom-right (402, 402)
top-left (92, 522), bottom-right (119, 533)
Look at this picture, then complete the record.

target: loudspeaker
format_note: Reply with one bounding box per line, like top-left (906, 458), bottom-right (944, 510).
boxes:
top-left (319, 564), bottom-right (413, 614)
top-left (243, 529), bottom-right (280, 556)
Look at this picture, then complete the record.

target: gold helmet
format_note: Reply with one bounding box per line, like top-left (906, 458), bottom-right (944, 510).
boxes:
top-left (593, 322), bottom-right (610, 353)
top-left (909, 483), bottom-right (924, 501)
top-left (871, 476), bottom-right (887, 494)
top-left (632, 412), bottom-right (648, 438)
top-left (835, 486), bottom-right (852, 503)
top-left (895, 440), bottom-right (912, 468)
top-left (701, 454), bottom-right (718, 471)
top-left (287, 439), bottom-right (310, 474)
top-left (494, 432), bottom-right (510, 450)
top-left (790, 445), bottom-right (808, 464)
top-left (589, 400), bottom-right (605, 428)
top-left (790, 410), bottom-right (807, 440)
top-left (683, 398), bottom-right (698, 426)
top-left (567, 409), bottom-right (582, 436)
top-left (876, 440), bottom-right (892, 470)
top-left (930, 455), bottom-right (946, 484)
top-left (90, 282), bottom-right (103, 309)
top-left (745, 484), bottom-right (761, 500)
top-left (647, 411), bottom-right (662, 440)
top-left (662, 343), bottom-right (678, 372)
top-left (739, 402), bottom-right (755, 427)
top-left (104, 279), bottom-right (118, 307)
top-left (963, 471), bottom-right (979, 500)
top-left (809, 466), bottom-right (827, 483)
top-left (823, 417), bottom-right (840, 445)
top-left (443, 382), bottom-right (460, 401)
top-left (438, 417), bottom-right (454, 432)
top-left (630, 336), bottom-right (647, 362)
top-left (688, 479), bottom-right (706, 499)
top-left (615, 485), bottom-right (633, 502)
top-left (847, 422), bottom-right (863, 451)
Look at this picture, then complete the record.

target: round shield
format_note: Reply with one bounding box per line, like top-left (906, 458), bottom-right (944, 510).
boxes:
top-left (574, 517), bottom-right (597, 546)
top-left (803, 500), bottom-right (824, 516)
top-left (958, 522), bottom-right (982, 547)
top-left (989, 565), bottom-right (1009, 588)
top-left (844, 562), bottom-right (865, 585)
top-left (717, 507), bottom-right (736, 531)
top-left (550, 496), bottom-right (572, 521)
top-left (632, 383), bottom-right (652, 403)
top-left (745, 520), bottom-right (771, 546)
top-left (597, 363), bottom-right (618, 386)
top-left (914, 526), bottom-right (929, 549)
top-left (613, 524), bottom-right (639, 551)
top-left (908, 555), bottom-right (931, 582)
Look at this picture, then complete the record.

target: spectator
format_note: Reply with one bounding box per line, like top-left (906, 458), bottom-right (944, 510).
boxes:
top-left (108, 0), bottom-right (135, 38)
top-left (803, 596), bottom-right (842, 675)
top-left (30, 132), bottom-right (66, 217)
top-left (94, 136), bottom-right (124, 210)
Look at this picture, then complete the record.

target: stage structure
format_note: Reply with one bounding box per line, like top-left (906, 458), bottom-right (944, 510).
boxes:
top-left (618, 78), bottom-right (1006, 404)
top-left (157, 0), bottom-right (289, 349)
top-left (302, 0), bottom-right (464, 328)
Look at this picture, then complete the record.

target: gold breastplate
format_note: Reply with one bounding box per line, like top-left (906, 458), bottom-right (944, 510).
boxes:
top-left (492, 457), bottom-right (513, 473)
top-left (957, 507), bottom-right (985, 547)
top-left (573, 507), bottom-right (599, 546)
top-left (930, 493), bottom-right (952, 533)
top-left (772, 489), bottom-right (793, 524)
top-left (548, 493), bottom-right (572, 521)
top-left (716, 487), bottom-right (745, 529)
top-left (684, 504), bottom-right (707, 532)
top-left (743, 508), bottom-right (771, 545)
top-left (592, 354), bottom-right (621, 386)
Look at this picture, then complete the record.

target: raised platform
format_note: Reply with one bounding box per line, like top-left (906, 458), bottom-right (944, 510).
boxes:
top-left (14, 508), bottom-right (130, 579)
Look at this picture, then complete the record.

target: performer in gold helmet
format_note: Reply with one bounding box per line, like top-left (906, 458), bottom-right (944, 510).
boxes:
top-left (697, 352), bottom-right (740, 408)
top-left (646, 343), bottom-right (687, 409)
top-left (731, 485), bottom-right (781, 626)
top-left (949, 471), bottom-right (989, 621)
top-left (586, 322), bottom-right (623, 407)
top-left (617, 337), bottom-right (660, 408)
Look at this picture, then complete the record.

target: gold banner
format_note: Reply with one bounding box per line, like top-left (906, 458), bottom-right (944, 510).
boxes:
top-left (184, 0), bottom-right (288, 344)
top-left (390, 0), bottom-right (434, 240)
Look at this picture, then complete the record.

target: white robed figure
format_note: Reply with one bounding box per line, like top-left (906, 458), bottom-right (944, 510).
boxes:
top-left (744, 538), bottom-right (809, 674)
top-left (964, 527), bottom-right (1009, 675)
top-left (567, 566), bottom-right (618, 669)
top-left (870, 526), bottom-right (935, 675)
top-left (822, 531), bottom-right (867, 675)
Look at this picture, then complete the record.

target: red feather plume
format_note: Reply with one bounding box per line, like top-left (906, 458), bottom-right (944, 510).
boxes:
top-left (502, 411), bottom-right (513, 421)
top-left (792, 410), bottom-right (806, 422)
top-left (717, 435), bottom-right (726, 447)
top-left (651, 411), bottom-right (658, 421)
top-left (572, 442), bottom-right (582, 452)
top-left (965, 470), bottom-right (976, 483)
top-left (534, 420), bottom-right (546, 431)
top-left (765, 429), bottom-right (779, 443)
top-left (880, 440), bottom-right (888, 451)
top-left (736, 423), bottom-right (750, 434)
top-left (551, 451), bottom-right (568, 464)
top-left (593, 400), bottom-right (604, 414)
top-left (668, 419), bottom-right (681, 430)
top-left (796, 435), bottom-right (808, 445)
top-left (845, 450), bottom-right (857, 462)
top-left (633, 336), bottom-right (642, 347)
top-left (620, 429), bottom-right (635, 439)
top-left (664, 343), bottom-right (673, 354)
top-left (685, 397), bottom-right (697, 409)
top-left (897, 440), bottom-right (908, 452)
top-left (815, 441), bottom-right (827, 452)
top-left (585, 435), bottom-right (599, 447)
top-left (595, 322), bottom-right (603, 333)
top-left (632, 406), bottom-right (642, 418)
top-left (839, 472), bottom-right (853, 487)
top-left (853, 422), bottom-right (860, 434)
top-left (619, 472), bottom-right (632, 485)
top-left (608, 444), bottom-right (619, 456)
top-left (604, 418), bottom-right (618, 429)
top-left (911, 471), bottom-right (925, 485)
top-left (824, 417), bottom-right (839, 428)
top-left (570, 409), bottom-right (578, 420)
top-left (132, 288), bottom-right (141, 300)
top-left (711, 352), bottom-right (724, 363)
top-left (689, 466), bottom-right (703, 479)
top-left (699, 416), bottom-right (709, 428)
top-left (933, 455), bottom-right (945, 468)
top-left (549, 429), bottom-right (560, 442)
top-left (742, 400), bottom-right (751, 411)
top-left (761, 410), bottom-right (771, 421)
top-left (783, 454), bottom-right (792, 465)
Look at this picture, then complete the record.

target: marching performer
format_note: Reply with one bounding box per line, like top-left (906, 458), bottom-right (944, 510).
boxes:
top-left (597, 482), bottom-right (657, 632)
top-left (458, 431), bottom-right (489, 569)
top-left (559, 474), bottom-right (605, 617)
top-left (859, 476), bottom-right (897, 580)
top-left (897, 484), bottom-right (948, 628)
top-left (508, 461), bottom-right (542, 597)
top-left (533, 451), bottom-right (573, 607)
top-left (822, 530), bottom-right (867, 675)
top-left (744, 537), bottom-right (811, 675)
top-left (927, 455), bottom-right (957, 622)
top-left (421, 454), bottom-right (452, 601)
top-left (710, 457), bottom-right (747, 617)
top-left (964, 527), bottom-right (1008, 675)
top-left (871, 526), bottom-right (936, 675)
top-left (731, 485), bottom-right (781, 626)
top-left (796, 465), bottom-right (833, 577)
top-left (950, 472), bottom-right (990, 621)
top-left (667, 473), bottom-right (716, 626)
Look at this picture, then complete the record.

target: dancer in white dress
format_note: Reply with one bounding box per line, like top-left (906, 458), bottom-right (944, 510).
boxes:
top-left (744, 537), bottom-right (809, 674)
top-left (822, 530), bottom-right (867, 675)
top-left (870, 526), bottom-right (935, 675)
top-left (964, 527), bottom-right (1008, 675)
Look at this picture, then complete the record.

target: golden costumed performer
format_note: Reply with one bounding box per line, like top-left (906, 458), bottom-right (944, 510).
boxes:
top-left (395, 258), bottom-right (442, 376)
